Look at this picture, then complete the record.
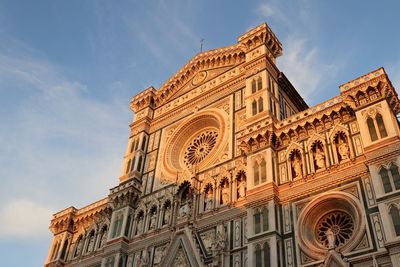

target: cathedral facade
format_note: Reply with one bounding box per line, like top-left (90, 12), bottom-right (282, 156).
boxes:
top-left (45, 23), bottom-right (400, 267)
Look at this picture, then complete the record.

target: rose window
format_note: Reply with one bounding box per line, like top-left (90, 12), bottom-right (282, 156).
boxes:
top-left (315, 211), bottom-right (354, 248)
top-left (183, 130), bottom-right (218, 167)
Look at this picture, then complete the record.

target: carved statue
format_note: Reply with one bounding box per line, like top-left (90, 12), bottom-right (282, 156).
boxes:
top-left (292, 156), bottom-right (303, 178)
top-left (326, 228), bottom-right (336, 250)
top-left (138, 250), bottom-right (149, 267)
top-left (338, 138), bottom-right (350, 161)
top-left (87, 234), bottom-right (94, 252)
top-left (149, 212), bottom-right (157, 230)
top-left (137, 217), bottom-right (144, 235)
top-left (221, 185), bottom-right (229, 204)
top-left (163, 206), bottom-right (171, 225)
top-left (202, 231), bottom-right (214, 251)
top-left (314, 147), bottom-right (326, 169)
top-left (100, 230), bottom-right (107, 247)
top-left (205, 189), bottom-right (213, 211)
top-left (179, 201), bottom-right (190, 218)
top-left (237, 180), bottom-right (246, 198)
top-left (76, 238), bottom-right (83, 256)
top-left (153, 246), bottom-right (165, 266)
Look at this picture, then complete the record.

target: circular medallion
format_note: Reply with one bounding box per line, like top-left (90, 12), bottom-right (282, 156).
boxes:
top-left (192, 71), bottom-right (207, 86)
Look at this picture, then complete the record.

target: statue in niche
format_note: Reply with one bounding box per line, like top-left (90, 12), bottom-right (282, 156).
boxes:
top-left (149, 211), bottom-right (157, 230)
top-left (338, 137), bottom-right (350, 161)
top-left (153, 246), bottom-right (166, 266)
top-left (314, 146), bottom-right (326, 170)
top-left (237, 179), bottom-right (246, 198)
top-left (100, 229), bottom-right (107, 248)
top-left (179, 201), bottom-right (190, 218)
top-left (138, 250), bottom-right (149, 267)
top-left (163, 206), bottom-right (171, 225)
top-left (221, 184), bottom-right (229, 204)
top-left (205, 189), bottom-right (213, 211)
top-left (326, 228), bottom-right (336, 250)
top-left (87, 234), bottom-right (94, 252)
top-left (202, 231), bottom-right (214, 252)
top-left (136, 216), bottom-right (144, 235)
top-left (292, 156), bottom-right (303, 178)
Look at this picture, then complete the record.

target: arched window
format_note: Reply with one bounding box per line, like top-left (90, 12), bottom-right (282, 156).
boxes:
top-left (367, 117), bottom-right (378, 141)
top-left (124, 213), bottom-right (133, 237)
top-left (130, 140), bottom-right (135, 153)
top-left (376, 114), bottom-right (388, 138)
top-left (255, 244), bottom-right (262, 267)
top-left (134, 139), bottom-right (139, 150)
top-left (254, 209), bottom-right (261, 234)
top-left (262, 207), bottom-right (269, 232)
top-left (130, 157), bottom-right (136, 172)
top-left (390, 164), bottom-right (400, 190)
top-left (125, 159), bottom-right (131, 174)
top-left (252, 79), bottom-right (257, 93)
top-left (141, 136), bottom-right (147, 151)
top-left (98, 226), bottom-right (108, 248)
top-left (390, 206), bottom-right (400, 236)
top-left (257, 77), bottom-right (262, 90)
top-left (252, 100), bottom-right (257, 115)
top-left (51, 241), bottom-right (60, 260)
top-left (258, 97), bottom-right (264, 113)
top-left (136, 156), bottom-right (143, 172)
top-left (260, 159), bottom-right (267, 183)
top-left (263, 243), bottom-right (271, 267)
top-left (254, 161), bottom-right (260, 185)
top-left (60, 239), bottom-right (68, 260)
top-left (86, 231), bottom-right (95, 253)
top-left (269, 97), bottom-right (273, 115)
top-left (380, 167), bottom-right (392, 193)
top-left (111, 214), bottom-right (123, 238)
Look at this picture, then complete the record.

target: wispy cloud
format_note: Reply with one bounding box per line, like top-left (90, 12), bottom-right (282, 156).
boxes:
top-left (258, 2), bottom-right (289, 25)
top-left (0, 199), bottom-right (53, 238)
top-left (257, 1), bottom-right (338, 103)
top-left (0, 37), bottom-right (130, 239)
top-left (278, 36), bottom-right (337, 101)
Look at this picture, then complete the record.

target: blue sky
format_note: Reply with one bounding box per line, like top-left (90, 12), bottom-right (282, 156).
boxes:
top-left (0, 1), bottom-right (399, 266)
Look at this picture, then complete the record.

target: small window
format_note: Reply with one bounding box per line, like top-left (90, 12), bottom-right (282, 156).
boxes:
top-left (254, 210), bottom-right (261, 234)
top-left (254, 162), bottom-right (260, 185)
top-left (263, 243), bottom-right (271, 267)
top-left (258, 97), bottom-right (264, 113)
top-left (255, 244), bottom-right (262, 267)
top-left (141, 136), bottom-right (147, 151)
top-left (252, 80), bottom-right (257, 93)
top-left (130, 157), bottom-right (136, 172)
top-left (376, 114), bottom-right (388, 138)
top-left (367, 117), bottom-right (378, 141)
top-left (257, 77), bottom-right (262, 91)
top-left (252, 100), bottom-right (257, 116)
top-left (390, 164), bottom-right (400, 190)
top-left (125, 159), bottom-right (131, 174)
top-left (262, 207), bottom-right (269, 231)
top-left (390, 206), bottom-right (400, 236)
top-left (260, 159), bottom-right (267, 183)
top-left (380, 167), bottom-right (392, 193)
top-left (136, 156), bottom-right (143, 172)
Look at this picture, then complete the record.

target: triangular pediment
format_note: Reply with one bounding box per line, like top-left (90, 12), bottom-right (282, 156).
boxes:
top-left (323, 250), bottom-right (349, 267)
top-left (161, 230), bottom-right (201, 267)
top-left (165, 65), bottom-right (235, 101)
top-left (153, 46), bottom-right (245, 107)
